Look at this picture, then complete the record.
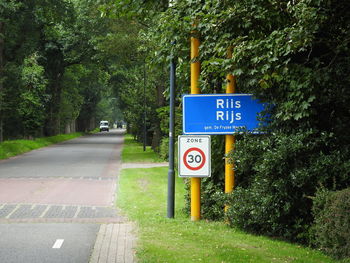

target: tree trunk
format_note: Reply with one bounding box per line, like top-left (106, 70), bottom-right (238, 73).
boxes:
top-left (151, 84), bottom-right (166, 151)
top-left (65, 120), bottom-right (76, 134)
top-left (0, 22), bottom-right (4, 142)
top-left (89, 116), bottom-right (95, 131)
top-left (46, 70), bottom-right (63, 136)
top-left (72, 120), bottom-right (76, 133)
top-left (51, 77), bottom-right (62, 135)
top-left (65, 123), bottom-right (71, 134)
top-left (43, 42), bottom-right (65, 136)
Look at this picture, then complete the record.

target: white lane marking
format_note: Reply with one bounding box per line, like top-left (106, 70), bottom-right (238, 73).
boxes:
top-left (73, 206), bottom-right (81, 218)
top-left (52, 239), bottom-right (64, 249)
top-left (39, 205), bottom-right (51, 218)
top-left (5, 204), bottom-right (21, 219)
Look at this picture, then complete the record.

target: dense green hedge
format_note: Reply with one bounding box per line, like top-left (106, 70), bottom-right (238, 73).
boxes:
top-left (311, 188), bottom-right (350, 260)
top-left (226, 132), bottom-right (350, 242)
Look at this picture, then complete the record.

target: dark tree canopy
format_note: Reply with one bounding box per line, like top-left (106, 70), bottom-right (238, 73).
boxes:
top-left (111, 0), bottom-right (350, 245)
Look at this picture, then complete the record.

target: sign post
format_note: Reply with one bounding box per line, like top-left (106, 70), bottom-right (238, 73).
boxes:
top-left (178, 135), bottom-right (211, 178)
top-left (190, 28), bottom-right (201, 221)
top-left (167, 44), bottom-right (176, 219)
top-left (225, 51), bottom-right (236, 203)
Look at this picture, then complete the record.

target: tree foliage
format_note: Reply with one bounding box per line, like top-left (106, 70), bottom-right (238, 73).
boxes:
top-left (0, 0), bottom-right (134, 140)
top-left (311, 188), bottom-right (350, 259)
top-left (19, 53), bottom-right (48, 137)
top-left (112, 0), bottom-right (350, 245)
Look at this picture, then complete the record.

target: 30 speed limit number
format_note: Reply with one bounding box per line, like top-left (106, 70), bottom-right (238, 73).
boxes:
top-left (178, 135), bottom-right (211, 177)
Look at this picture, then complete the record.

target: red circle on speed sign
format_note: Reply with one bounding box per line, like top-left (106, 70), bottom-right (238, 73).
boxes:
top-left (183, 147), bottom-right (206, 171)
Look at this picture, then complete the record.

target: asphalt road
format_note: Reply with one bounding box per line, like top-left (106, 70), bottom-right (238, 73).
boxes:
top-left (0, 131), bottom-right (123, 178)
top-left (0, 129), bottom-right (126, 262)
top-left (0, 224), bottom-right (99, 263)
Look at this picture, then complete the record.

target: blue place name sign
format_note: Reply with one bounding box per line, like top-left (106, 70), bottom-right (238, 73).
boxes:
top-left (183, 94), bottom-right (266, 134)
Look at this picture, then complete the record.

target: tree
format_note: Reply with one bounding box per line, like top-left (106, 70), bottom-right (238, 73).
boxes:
top-left (110, 0), bottom-right (350, 243)
top-left (0, 0), bottom-right (21, 141)
top-left (0, 0), bottom-right (129, 139)
top-left (18, 53), bottom-right (48, 138)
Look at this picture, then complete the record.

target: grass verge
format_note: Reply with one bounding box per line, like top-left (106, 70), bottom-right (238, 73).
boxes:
top-left (0, 132), bottom-right (83, 160)
top-left (122, 134), bottom-right (164, 163)
top-left (118, 138), bottom-right (337, 263)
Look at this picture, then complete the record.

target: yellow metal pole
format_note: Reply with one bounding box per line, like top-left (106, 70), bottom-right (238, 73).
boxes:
top-left (191, 36), bottom-right (200, 94)
top-left (225, 133), bottom-right (235, 193)
top-left (225, 48), bottom-right (236, 198)
top-left (191, 177), bottom-right (201, 221)
top-left (190, 31), bottom-right (201, 221)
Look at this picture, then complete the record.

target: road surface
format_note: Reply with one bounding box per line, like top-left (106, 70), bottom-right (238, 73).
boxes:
top-left (0, 129), bottom-right (134, 262)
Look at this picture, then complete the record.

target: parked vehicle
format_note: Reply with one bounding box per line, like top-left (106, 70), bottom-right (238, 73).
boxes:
top-left (116, 121), bottom-right (123, 128)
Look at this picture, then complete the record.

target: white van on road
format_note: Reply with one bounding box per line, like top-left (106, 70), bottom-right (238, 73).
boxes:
top-left (99, 121), bottom-right (109, 132)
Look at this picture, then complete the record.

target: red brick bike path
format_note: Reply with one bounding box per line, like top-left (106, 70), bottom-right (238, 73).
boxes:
top-left (0, 177), bottom-right (116, 206)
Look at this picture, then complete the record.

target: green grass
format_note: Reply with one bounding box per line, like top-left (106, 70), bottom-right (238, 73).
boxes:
top-left (118, 138), bottom-right (338, 263)
top-left (122, 134), bottom-right (164, 163)
top-left (0, 132), bottom-right (83, 160)
top-left (118, 168), bottom-right (336, 263)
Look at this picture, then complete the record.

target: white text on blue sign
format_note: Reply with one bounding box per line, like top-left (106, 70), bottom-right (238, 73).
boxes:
top-left (183, 94), bottom-right (266, 134)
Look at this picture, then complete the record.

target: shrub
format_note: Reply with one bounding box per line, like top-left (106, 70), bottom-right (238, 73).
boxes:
top-left (200, 135), bottom-right (225, 220)
top-left (226, 131), bottom-right (350, 243)
top-left (159, 137), bottom-right (169, 161)
top-left (201, 180), bottom-right (226, 221)
top-left (225, 182), bottom-right (309, 242)
top-left (183, 135), bottom-right (226, 221)
top-left (183, 178), bottom-right (226, 221)
top-left (312, 188), bottom-right (350, 260)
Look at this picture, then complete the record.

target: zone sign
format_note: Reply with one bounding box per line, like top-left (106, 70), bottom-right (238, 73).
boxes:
top-left (178, 135), bottom-right (211, 178)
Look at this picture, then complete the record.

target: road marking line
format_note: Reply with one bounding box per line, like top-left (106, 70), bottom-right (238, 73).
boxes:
top-left (39, 205), bottom-right (51, 218)
top-left (6, 204), bottom-right (21, 219)
top-left (73, 206), bottom-right (81, 218)
top-left (52, 239), bottom-right (64, 249)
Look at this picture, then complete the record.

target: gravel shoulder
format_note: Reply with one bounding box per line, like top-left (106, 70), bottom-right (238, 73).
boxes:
top-left (121, 162), bottom-right (168, 169)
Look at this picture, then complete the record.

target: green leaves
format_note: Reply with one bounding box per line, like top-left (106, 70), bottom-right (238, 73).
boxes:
top-left (312, 188), bottom-right (350, 259)
top-left (97, 0), bottom-right (350, 246)
top-left (18, 53), bottom-right (48, 137)
top-left (226, 130), bottom-right (350, 242)
top-left (118, 0), bottom-right (350, 220)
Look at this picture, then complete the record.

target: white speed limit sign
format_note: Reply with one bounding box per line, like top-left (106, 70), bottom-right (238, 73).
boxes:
top-left (178, 135), bottom-right (211, 177)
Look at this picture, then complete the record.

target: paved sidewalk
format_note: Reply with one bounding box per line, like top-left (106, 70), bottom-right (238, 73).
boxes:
top-left (89, 162), bottom-right (168, 263)
top-left (90, 223), bottom-right (136, 263)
